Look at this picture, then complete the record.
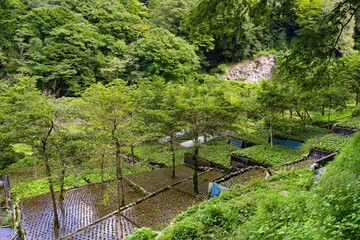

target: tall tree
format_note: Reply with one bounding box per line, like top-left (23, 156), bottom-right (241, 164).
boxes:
top-left (179, 77), bottom-right (232, 194)
top-left (137, 77), bottom-right (185, 178)
top-left (0, 77), bottom-right (62, 231)
top-left (256, 80), bottom-right (284, 148)
top-left (83, 79), bottom-right (135, 237)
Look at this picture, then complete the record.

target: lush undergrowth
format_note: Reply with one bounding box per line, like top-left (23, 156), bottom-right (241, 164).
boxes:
top-left (122, 138), bottom-right (239, 168)
top-left (310, 107), bottom-right (355, 126)
top-left (312, 133), bottom-right (353, 153)
top-left (273, 126), bottom-right (329, 142)
top-left (233, 126), bottom-right (328, 145)
top-left (122, 144), bottom-right (187, 167)
top-left (232, 144), bottom-right (302, 166)
top-left (233, 130), bottom-right (269, 145)
top-left (198, 138), bottom-right (240, 167)
top-left (338, 116), bottom-right (360, 129)
top-left (126, 132), bottom-right (360, 240)
top-left (10, 162), bottom-right (150, 200)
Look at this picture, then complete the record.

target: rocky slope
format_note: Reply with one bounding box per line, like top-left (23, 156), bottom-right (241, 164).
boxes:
top-left (219, 54), bottom-right (276, 82)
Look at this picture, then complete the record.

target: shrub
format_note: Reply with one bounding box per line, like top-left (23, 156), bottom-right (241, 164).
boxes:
top-left (7, 156), bottom-right (34, 169)
top-left (338, 117), bottom-right (360, 129)
top-left (351, 106), bottom-right (360, 117)
top-left (125, 227), bottom-right (157, 240)
top-left (170, 220), bottom-right (199, 240)
top-left (217, 64), bottom-right (227, 74)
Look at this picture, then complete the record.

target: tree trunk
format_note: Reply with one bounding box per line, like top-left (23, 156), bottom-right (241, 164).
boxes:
top-left (130, 144), bottom-right (135, 165)
top-left (322, 104), bottom-right (325, 116)
top-left (115, 138), bottom-right (125, 208)
top-left (170, 134), bottom-right (176, 178)
top-left (328, 97), bottom-right (332, 133)
top-left (192, 137), bottom-right (199, 195)
top-left (101, 152), bottom-right (105, 183)
top-left (42, 123), bottom-right (60, 231)
top-left (269, 117), bottom-right (274, 148)
top-left (290, 109), bottom-right (293, 135)
top-left (58, 160), bottom-right (66, 202)
top-left (33, 145), bottom-right (38, 180)
top-left (356, 89), bottom-right (359, 107)
top-left (229, 137), bottom-right (233, 153)
top-left (297, 111), bottom-right (305, 132)
top-left (114, 137), bottom-right (124, 239)
top-left (45, 161), bottom-right (60, 230)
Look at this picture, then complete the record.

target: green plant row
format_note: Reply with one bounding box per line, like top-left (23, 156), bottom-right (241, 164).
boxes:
top-left (313, 133), bottom-right (353, 153)
top-left (197, 138), bottom-right (240, 168)
top-left (122, 144), bottom-right (188, 167)
top-left (273, 126), bottom-right (329, 142)
top-left (232, 144), bottom-right (302, 166)
top-left (338, 117), bottom-right (360, 129)
top-left (11, 162), bottom-right (151, 200)
top-left (233, 126), bottom-right (328, 146)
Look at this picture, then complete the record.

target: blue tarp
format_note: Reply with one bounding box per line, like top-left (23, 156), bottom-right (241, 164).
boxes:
top-left (211, 183), bottom-right (230, 198)
top-left (231, 138), bottom-right (243, 148)
top-left (231, 155), bottom-right (249, 165)
top-left (273, 137), bottom-right (302, 149)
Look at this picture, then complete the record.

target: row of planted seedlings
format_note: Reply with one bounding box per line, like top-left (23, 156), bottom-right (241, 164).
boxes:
top-left (18, 174), bottom-right (146, 240)
top-left (18, 162), bottom-right (212, 239)
top-left (59, 165), bottom-right (212, 239)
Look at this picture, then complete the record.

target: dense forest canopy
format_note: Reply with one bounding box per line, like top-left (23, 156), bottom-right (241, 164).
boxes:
top-left (1, 0), bottom-right (360, 96)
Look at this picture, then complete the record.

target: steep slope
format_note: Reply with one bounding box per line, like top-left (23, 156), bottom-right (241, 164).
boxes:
top-left (219, 55), bottom-right (276, 82)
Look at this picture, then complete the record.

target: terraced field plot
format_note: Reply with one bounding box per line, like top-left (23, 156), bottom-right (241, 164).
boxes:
top-left (121, 188), bottom-right (200, 230)
top-left (62, 214), bottom-right (136, 240)
top-left (125, 165), bottom-right (194, 193)
top-left (219, 168), bottom-right (266, 189)
top-left (174, 169), bottom-right (224, 199)
top-left (62, 188), bottom-right (200, 239)
top-left (272, 159), bottom-right (314, 172)
top-left (20, 181), bottom-right (142, 240)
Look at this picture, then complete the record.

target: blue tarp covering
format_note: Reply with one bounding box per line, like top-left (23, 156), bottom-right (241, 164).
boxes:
top-left (231, 138), bottom-right (243, 148)
top-left (211, 183), bottom-right (230, 198)
top-left (273, 137), bottom-right (302, 149)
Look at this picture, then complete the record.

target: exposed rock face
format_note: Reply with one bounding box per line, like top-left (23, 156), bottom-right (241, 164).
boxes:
top-left (219, 54), bottom-right (276, 82)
